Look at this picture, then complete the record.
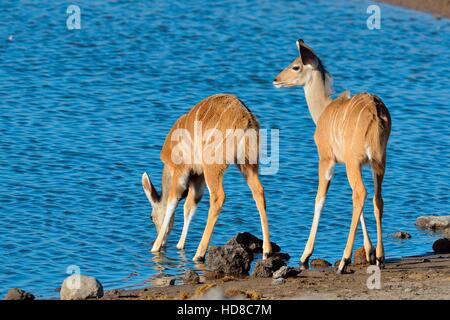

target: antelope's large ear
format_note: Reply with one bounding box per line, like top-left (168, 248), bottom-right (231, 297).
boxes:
top-left (296, 39), bottom-right (318, 67)
top-left (142, 172), bottom-right (159, 206)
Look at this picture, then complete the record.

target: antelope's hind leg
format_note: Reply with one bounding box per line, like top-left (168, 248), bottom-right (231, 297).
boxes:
top-left (240, 164), bottom-right (272, 259)
top-left (360, 212), bottom-right (376, 264)
top-left (372, 160), bottom-right (386, 268)
top-left (337, 162), bottom-right (366, 274)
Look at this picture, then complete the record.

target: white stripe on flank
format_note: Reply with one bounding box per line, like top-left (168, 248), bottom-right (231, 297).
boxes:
top-left (325, 165), bottom-right (335, 181)
top-left (365, 145), bottom-right (372, 160)
top-left (203, 103), bottom-right (233, 143)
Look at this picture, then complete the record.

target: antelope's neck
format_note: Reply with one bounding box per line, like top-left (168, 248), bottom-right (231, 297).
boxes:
top-left (303, 70), bottom-right (332, 124)
top-left (160, 165), bottom-right (172, 203)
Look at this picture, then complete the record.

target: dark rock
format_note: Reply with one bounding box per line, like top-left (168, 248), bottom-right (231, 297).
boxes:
top-left (310, 258), bottom-right (332, 268)
top-left (184, 270), bottom-right (200, 284)
top-left (393, 231), bottom-right (412, 239)
top-left (252, 254), bottom-right (288, 278)
top-left (272, 266), bottom-right (301, 279)
top-left (268, 252), bottom-right (290, 261)
top-left (226, 232), bottom-right (281, 254)
top-left (353, 247), bottom-right (367, 265)
top-left (206, 245), bottom-right (253, 275)
top-left (432, 238), bottom-right (450, 254)
top-left (416, 216), bottom-right (450, 230)
top-left (4, 288), bottom-right (35, 300)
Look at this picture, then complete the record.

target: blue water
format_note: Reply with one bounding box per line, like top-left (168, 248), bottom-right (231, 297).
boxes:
top-left (0, 0), bottom-right (449, 298)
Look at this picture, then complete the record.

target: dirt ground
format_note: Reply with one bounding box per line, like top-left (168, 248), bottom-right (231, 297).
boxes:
top-left (102, 253), bottom-right (450, 300)
top-left (379, 0), bottom-right (450, 18)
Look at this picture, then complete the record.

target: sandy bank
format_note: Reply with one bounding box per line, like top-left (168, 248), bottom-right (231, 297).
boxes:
top-left (379, 0), bottom-right (450, 18)
top-left (102, 253), bottom-right (450, 300)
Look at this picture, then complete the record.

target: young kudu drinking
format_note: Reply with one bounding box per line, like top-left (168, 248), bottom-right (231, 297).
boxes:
top-left (273, 40), bottom-right (391, 273)
top-left (142, 94), bottom-right (272, 262)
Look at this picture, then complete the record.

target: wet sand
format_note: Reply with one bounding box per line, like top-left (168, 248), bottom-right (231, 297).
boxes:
top-left (102, 253), bottom-right (450, 300)
top-left (379, 0), bottom-right (450, 18)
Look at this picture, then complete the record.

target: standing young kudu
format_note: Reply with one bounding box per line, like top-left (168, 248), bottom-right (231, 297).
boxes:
top-left (273, 40), bottom-right (391, 273)
top-left (142, 94), bottom-right (272, 262)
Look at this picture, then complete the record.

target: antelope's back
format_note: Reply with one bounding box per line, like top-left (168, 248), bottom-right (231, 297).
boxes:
top-left (315, 92), bottom-right (391, 163)
top-left (160, 94), bottom-right (260, 167)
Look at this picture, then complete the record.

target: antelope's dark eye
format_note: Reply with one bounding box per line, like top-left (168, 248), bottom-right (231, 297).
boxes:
top-left (292, 66), bottom-right (300, 71)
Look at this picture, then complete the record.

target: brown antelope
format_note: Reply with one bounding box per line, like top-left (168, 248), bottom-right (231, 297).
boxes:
top-left (273, 39), bottom-right (391, 273)
top-left (142, 93), bottom-right (272, 262)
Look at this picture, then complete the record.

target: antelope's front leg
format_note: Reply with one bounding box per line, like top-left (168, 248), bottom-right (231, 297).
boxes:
top-left (151, 198), bottom-right (179, 252)
top-left (300, 159), bottom-right (334, 269)
top-left (193, 169), bottom-right (224, 262)
top-left (151, 173), bottom-right (186, 253)
top-left (177, 176), bottom-right (205, 250)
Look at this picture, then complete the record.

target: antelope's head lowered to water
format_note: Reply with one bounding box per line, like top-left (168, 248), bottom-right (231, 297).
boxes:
top-left (142, 171), bottom-right (173, 236)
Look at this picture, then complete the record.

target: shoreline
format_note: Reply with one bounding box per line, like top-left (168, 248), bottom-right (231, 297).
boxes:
top-left (378, 0), bottom-right (450, 18)
top-left (101, 252), bottom-right (450, 300)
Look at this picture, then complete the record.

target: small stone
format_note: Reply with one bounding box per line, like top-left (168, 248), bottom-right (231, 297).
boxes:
top-left (252, 254), bottom-right (289, 278)
top-left (444, 227), bottom-right (450, 239)
top-left (272, 266), bottom-right (301, 279)
top-left (4, 288), bottom-right (35, 300)
top-left (60, 275), bottom-right (103, 300)
top-left (432, 238), bottom-right (450, 254)
top-left (206, 245), bottom-right (253, 275)
top-left (353, 247), bottom-right (367, 265)
top-left (422, 258), bottom-right (431, 263)
top-left (404, 288), bottom-right (413, 293)
top-left (183, 270), bottom-right (200, 284)
top-left (272, 277), bottom-right (286, 285)
top-left (416, 216), bottom-right (450, 230)
top-left (393, 231), bottom-right (412, 239)
top-left (310, 258), bottom-right (332, 268)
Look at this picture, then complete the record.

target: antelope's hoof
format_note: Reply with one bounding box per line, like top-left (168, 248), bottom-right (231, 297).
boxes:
top-left (176, 243), bottom-right (185, 250)
top-left (151, 242), bottom-right (163, 253)
top-left (367, 249), bottom-right (376, 265)
top-left (193, 255), bottom-right (205, 263)
top-left (336, 258), bottom-right (351, 274)
top-left (376, 257), bottom-right (385, 269)
top-left (262, 251), bottom-right (271, 260)
top-left (299, 261), bottom-right (309, 271)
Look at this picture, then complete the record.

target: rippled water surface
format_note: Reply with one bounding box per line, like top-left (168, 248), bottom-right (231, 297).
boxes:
top-left (0, 0), bottom-right (449, 298)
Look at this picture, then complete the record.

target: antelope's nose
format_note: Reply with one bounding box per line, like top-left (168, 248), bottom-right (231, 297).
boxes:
top-left (273, 77), bottom-right (279, 82)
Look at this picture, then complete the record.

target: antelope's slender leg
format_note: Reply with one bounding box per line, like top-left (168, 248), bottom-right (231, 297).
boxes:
top-left (300, 158), bottom-right (335, 269)
top-left (177, 176), bottom-right (205, 250)
top-left (372, 160), bottom-right (386, 268)
top-left (360, 212), bottom-right (375, 264)
top-left (240, 164), bottom-right (271, 259)
top-left (337, 162), bottom-right (366, 273)
top-left (193, 167), bottom-right (225, 262)
top-left (151, 172), bottom-right (187, 253)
